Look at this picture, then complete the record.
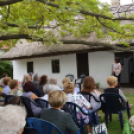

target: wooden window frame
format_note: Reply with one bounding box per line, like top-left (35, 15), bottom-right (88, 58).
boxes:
top-left (27, 62), bottom-right (34, 73)
top-left (51, 59), bottom-right (60, 73)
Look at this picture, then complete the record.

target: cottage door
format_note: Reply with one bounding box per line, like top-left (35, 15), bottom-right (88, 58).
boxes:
top-left (76, 53), bottom-right (89, 77)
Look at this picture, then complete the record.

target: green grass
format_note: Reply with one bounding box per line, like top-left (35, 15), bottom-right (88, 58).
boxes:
top-left (98, 94), bottom-right (134, 134)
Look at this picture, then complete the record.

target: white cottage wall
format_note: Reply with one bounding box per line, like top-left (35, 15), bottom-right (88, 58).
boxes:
top-left (0, 49), bottom-right (4, 55)
top-left (88, 51), bottom-right (114, 88)
top-left (13, 60), bottom-right (27, 82)
top-left (13, 54), bottom-right (77, 88)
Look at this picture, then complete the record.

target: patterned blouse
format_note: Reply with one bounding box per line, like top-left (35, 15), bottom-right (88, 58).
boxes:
top-left (66, 94), bottom-right (91, 109)
top-left (66, 94), bottom-right (92, 124)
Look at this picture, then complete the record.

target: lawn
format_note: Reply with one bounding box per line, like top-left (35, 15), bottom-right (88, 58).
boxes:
top-left (98, 94), bottom-right (134, 134)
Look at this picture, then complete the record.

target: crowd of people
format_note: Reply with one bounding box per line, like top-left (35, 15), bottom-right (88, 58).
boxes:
top-left (0, 68), bottom-right (130, 134)
top-left (0, 57), bottom-right (131, 134)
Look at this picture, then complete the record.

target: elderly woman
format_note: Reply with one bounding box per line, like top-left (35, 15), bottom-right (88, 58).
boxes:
top-left (104, 76), bottom-right (133, 110)
top-left (41, 84), bottom-right (53, 101)
top-left (62, 77), bottom-right (80, 94)
top-left (0, 105), bottom-right (26, 134)
top-left (64, 82), bottom-right (96, 134)
top-left (33, 73), bottom-right (40, 89)
top-left (81, 76), bottom-right (101, 111)
top-left (40, 90), bottom-right (79, 134)
top-left (8, 79), bottom-right (22, 96)
top-left (22, 81), bottom-right (42, 116)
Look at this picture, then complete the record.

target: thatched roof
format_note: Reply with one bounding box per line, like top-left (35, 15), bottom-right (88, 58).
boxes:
top-left (0, 32), bottom-right (111, 60)
top-left (1, 3), bottom-right (134, 60)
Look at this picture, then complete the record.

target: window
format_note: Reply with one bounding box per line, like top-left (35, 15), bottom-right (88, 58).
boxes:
top-left (27, 62), bottom-right (33, 73)
top-left (51, 60), bottom-right (60, 73)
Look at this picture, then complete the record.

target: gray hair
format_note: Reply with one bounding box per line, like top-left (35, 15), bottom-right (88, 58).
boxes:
top-left (50, 78), bottom-right (57, 84)
top-left (33, 73), bottom-right (38, 81)
top-left (43, 84), bottom-right (58, 94)
top-left (0, 105), bottom-right (26, 134)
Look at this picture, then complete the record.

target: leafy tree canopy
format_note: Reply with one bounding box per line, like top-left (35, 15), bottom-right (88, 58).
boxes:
top-left (0, 0), bottom-right (134, 51)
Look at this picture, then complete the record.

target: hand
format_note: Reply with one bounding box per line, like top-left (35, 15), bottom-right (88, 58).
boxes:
top-left (98, 91), bottom-right (101, 95)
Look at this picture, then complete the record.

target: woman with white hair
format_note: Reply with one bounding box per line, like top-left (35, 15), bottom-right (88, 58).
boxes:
top-left (41, 84), bottom-right (55, 100)
top-left (0, 105), bottom-right (26, 134)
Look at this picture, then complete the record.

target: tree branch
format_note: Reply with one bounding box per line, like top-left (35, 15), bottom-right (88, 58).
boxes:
top-left (38, 0), bottom-right (134, 21)
top-left (35, 16), bottom-right (44, 26)
top-left (0, 33), bottom-right (133, 51)
top-left (96, 17), bottom-right (123, 34)
top-left (0, 0), bottom-right (23, 6)
top-left (6, 23), bottom-right (60, 29)
top-left (0, 34), bottom-right (31, 40)
top-left (1, 0), bottom-right (134, 22)
top-left (6, 6), bottom-right (10, 23)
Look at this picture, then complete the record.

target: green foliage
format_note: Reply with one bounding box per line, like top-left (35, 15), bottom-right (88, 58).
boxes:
top-left (0, 0), bottom-right (134, 47)
top-left (0, 60), bottom-right (13, 78)
top-left (95, 83), bottom-right (100, 87)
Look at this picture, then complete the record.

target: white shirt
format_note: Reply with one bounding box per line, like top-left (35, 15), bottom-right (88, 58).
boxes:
top-left (113, 63), bottom-right (121, 76)
top-left (41, 94), bottom-right (48, 101)
top-left (90, 90), bottom-right (101, 110)
top-left (43, 84), bottom-right (61, 94)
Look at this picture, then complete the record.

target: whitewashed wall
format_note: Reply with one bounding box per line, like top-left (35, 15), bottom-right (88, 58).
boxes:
top-left (13, 54), bottom-right (77, 88)
top-left (88, 51), bottom-right (115, 88)
top-left (0, 49), bottom-right (4, 55)
top-left (13, 51), bottom-right (115, 89)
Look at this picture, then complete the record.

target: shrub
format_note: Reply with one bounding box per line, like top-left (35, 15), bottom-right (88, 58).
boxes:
top-left (0, 60), bottom-right (13, 78)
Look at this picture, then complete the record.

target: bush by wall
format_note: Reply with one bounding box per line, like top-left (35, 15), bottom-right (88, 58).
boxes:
top-left (0, 60), bottom-right (13, 78)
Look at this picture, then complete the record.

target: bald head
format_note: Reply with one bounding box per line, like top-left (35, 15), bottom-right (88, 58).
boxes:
top-left (50, 78), bottom-right (57, 85)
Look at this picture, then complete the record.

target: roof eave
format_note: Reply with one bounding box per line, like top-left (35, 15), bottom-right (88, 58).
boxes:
top-left (0, 47), bottom-right (112, 60)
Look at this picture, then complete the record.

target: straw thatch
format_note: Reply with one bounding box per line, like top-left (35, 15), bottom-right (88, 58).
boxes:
top-left (0, 32), bottom-right (111, 60)
top-left (1, 3), bottom-right (134, 60)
